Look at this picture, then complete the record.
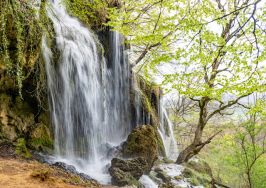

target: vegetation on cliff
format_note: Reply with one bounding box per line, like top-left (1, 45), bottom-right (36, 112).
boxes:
top-left (0, 0), bottom-right (54, 156)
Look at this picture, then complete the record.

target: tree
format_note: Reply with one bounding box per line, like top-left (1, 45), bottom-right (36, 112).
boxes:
top-left (237, 118), bottom-right (266, 188)
top-left (108, 0), bottom-right (191, 65)
top-left (200, 113), bottom-right (266, 188)
top-left (108, 0), bottom-right (266, 163)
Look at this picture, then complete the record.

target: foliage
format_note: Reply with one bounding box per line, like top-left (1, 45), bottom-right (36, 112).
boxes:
top-left (108, 0), bottom-right (266, 95)
top-left (63, 0), bottom-right (120, 30)
top-left (108, 0), bottom-right (189, 66)
top-left (201, 113), bottom-right (266, 187)
top-left (0, 0), bottom-right (52, 97)
top-left (15, 138), bottom-right (32, 158)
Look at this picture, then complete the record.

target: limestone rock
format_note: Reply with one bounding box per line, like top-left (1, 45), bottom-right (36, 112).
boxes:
top-left (122, 125), bottom-right (161, 169)
top-left (109, 157), bottom-right (147, 187)
top-left (0, 94), bottom-right (35, 141)
top-left (0, 93), bottom-right (53, 153)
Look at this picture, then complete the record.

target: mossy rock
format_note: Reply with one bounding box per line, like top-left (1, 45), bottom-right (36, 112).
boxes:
top-left (37, 112), bottom-right (51, 128)
top-left (182, 159), bottom-right (213, 187)
top-left (122, 125), bottom-right (163, 169)
top-left (15, 138), bottom-right (32, 158)
top-left (0, 69), bottom-right (16, 92)
top-left (28, 123), bottom-right (53, 152)
top-left (186, 159), bottom-right (212, 176)
top-left (109, 158), bottom-right (146, 187)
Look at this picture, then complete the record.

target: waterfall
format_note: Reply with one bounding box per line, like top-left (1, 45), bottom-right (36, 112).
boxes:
top-left (159, 98), bottom-right (179, 160)
top-left (43, 0), bottom-right (131, 183)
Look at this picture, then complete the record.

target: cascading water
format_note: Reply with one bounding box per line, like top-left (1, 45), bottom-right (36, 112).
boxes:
top-left (43, 0), bottom-right (131, 183)
top-left (42, 0), bottom-right (179, 185)
top-left (159, 98), bottom-right (179, 160)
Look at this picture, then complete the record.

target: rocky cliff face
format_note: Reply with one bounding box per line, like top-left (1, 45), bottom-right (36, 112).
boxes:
top-left (0, 0), bottom-right (52, 154)
top-left (0, 75), bottom-right (53, 153)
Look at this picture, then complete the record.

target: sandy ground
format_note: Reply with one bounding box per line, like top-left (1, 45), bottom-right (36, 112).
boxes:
top-left (0, 158), bottom-right (100, 188)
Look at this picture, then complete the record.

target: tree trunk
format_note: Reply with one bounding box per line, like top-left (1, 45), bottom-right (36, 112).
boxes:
top-left (176, 98), bottom-right (209, 164)
top-left (176, 124), bottom-right (204, 164)
top-left (247, 170), bottom-right (253, 188)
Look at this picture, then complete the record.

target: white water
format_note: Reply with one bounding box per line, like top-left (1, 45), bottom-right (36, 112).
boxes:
top-left (43, 0), bottom-right (131, 184)
top-left (159, 98), bottom-right (179, 160)
top-left (139, 175), bottom-right (158, 188)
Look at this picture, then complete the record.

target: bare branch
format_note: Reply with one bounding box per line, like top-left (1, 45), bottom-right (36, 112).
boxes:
top-left (207, 93), bottom-right (252, 121)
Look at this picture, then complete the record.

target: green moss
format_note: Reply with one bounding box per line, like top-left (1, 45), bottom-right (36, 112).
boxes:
top-left (63, 0), bottom-right (109, 30)
top-left (0, 0), bottom-right (54, 99)
top-left (0, 1), bottom-right (42, 92)
top-left (29, 137), bottom-right (53, 151)
top-left (122, 125), bottom-right (159, 169)
top-left (28, 123), bottom-right (53, 152)
top-left (183, 167), bottom-right (212, 187)
top-left (15, 138), bottom-right (32, 158)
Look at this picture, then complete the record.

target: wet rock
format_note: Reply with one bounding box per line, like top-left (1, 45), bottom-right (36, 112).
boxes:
top-left (107, 145), bottom-right (122, 158)
top-left (99, 143), bottom-right (122, 159)
top-left (0, 140), bottom-right (15, 157)
top-left (122, 125), bottom-right (161, 170)
top-left (79, 172), bottom-right (95, 181)
top-left (149, 163), bottom-right (189, 187)
top-left (53, 162), bottom-right (77, 174)
top-left (156, 171), bottom-right (171, 183)
top-left (53, 162), bottom-right (94, 181)
top-left (0, 93), bottom-right (53, 154)
top-left (109, 157), bottom-right (148, 186)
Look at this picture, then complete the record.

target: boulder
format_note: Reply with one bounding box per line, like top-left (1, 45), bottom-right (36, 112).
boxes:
top-left (122, 125), bottom-right (162, 169)
top-left (109, 157), bottom-right (148, 186)
top-left (53, 161), bottom-right (94, 181)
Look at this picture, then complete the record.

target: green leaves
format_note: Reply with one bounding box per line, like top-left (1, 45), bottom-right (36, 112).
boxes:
top-left (64, 0), bottom-right (109, 29)
top-left (0, 0), bottom-right (44, 96)
top-left (108, 0), bottom-right (266, 105)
